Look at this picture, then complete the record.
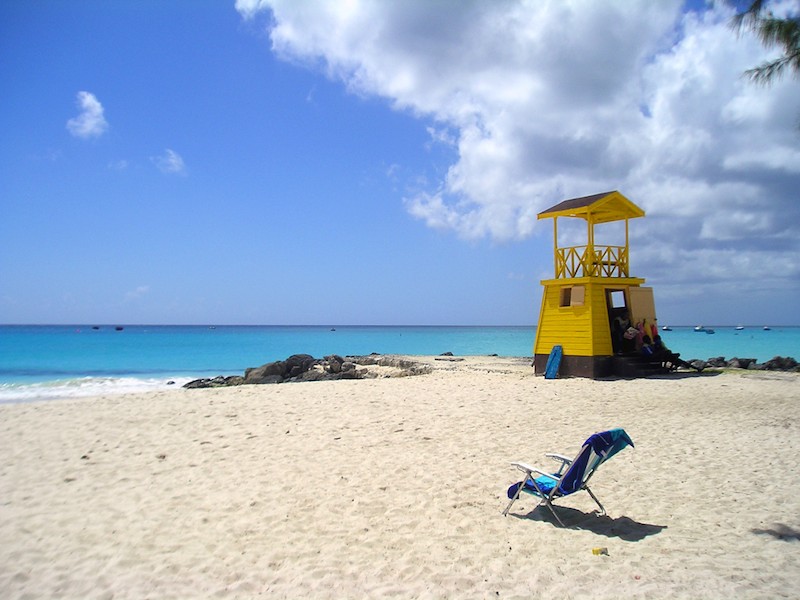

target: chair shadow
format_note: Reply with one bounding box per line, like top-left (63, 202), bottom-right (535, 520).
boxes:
top-left (751, 523), bottom-right (800, 542)
top-left (513, 506), bottom-right (667, 541)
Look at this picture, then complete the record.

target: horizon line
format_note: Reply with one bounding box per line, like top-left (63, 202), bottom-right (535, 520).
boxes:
top-left (1, 323), bottom-right (796, 328)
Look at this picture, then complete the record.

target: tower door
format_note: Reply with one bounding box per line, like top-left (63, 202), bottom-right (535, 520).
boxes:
top-left (605, 288), bottom-right (628, 353)
top-left (628, 286), bottom-right (657, 326)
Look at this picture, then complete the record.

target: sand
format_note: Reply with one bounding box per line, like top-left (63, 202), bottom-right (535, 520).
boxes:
top-left (1, 357), bottom-right (799, 599)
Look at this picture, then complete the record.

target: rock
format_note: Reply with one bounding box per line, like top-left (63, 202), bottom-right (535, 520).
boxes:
top-left (243, 354), bottom-right (318, 383)
top-left (339, 368), bottom-right (362, 379)
top-left (285, 354), bottom-right (317, 378)
top-left (244, 360), bottom-right (287, 383)
top-left (293, 367), bottom-right (330, 382)
top-left (376, 356), bottom-right (419, 370)
top-left (325, 354), bottom-right (344, 374)
top-left (440, 351), bottom-right (454, 356)
top-left (688, 355), bottom-right (798, 372)
top-left (183, 375), bottom-right (244, 389)
top-left (351, 355), bottom-right (378, 366)
top-left (728, 357), bottom-right (757, 369)
top-left (185, 353), bottom-right (432, 389)
top-left (763, 356), bottom-right (799, 371)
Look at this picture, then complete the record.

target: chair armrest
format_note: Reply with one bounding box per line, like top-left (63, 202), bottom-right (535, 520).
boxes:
top-left (510, 462), bottom-right (557, 480)
top-left (510, 461), bottom-right (537, 474)
top-left (545, 453), bottom-right (573, 465)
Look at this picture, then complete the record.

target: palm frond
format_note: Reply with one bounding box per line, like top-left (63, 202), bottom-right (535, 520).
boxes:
top-left (730, 0), bottom-right (767, 34)
top-left (732, 0), bottom-right (800, 85)
top-left (755, 16), bottom-right (800, 52)
top-left (744, 54), bottom-right (798, 84)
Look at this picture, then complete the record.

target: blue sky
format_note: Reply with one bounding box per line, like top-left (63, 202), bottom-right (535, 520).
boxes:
top-left (1, 1), bottom-right (798, 326)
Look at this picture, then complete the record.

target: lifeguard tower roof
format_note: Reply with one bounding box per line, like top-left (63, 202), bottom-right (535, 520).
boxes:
top-left (538, 190), bottom-right (644, 224)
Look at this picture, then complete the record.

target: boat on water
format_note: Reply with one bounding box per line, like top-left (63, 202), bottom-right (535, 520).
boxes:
top-left (694, 325), bottom-right (706, 332)
top-left (705, 328), bottom-right (715, 334)
top-left (735, 325), bottom-right (744, 331)
top-left (661, 325), bottom-right (672, 331)
top-left (763, 326), bottom-right (771, 331)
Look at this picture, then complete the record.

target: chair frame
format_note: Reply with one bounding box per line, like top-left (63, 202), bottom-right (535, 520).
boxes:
top-left (502, 449), bottom-right (608, 527)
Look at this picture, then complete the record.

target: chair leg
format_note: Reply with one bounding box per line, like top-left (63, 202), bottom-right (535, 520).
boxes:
top-left (502, 481), bottom-right (525, 516)
top-left (585, 486), bottom-right (606, 517)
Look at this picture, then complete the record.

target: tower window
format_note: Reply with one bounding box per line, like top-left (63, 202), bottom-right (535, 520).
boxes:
top-left (560, 286), bottom-right (585, 307)
top-left (608, 290), bottom-right (626, 309)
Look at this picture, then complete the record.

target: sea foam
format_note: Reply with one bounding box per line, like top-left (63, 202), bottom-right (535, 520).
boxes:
top-left (0, 376), bottom-right (192, 404)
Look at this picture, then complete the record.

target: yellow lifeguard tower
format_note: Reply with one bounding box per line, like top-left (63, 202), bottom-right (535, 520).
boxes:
top-left (533, 191), bottom-right (658, 378)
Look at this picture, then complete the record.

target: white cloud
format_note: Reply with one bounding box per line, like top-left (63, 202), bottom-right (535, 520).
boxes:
top-left (125, 285), bottom-right (150, 301)
top-left (108, 159), bottom-right (128, 171)
top-left (238, 0), bottom-right (800, 296)
top-left (66, 91), bottom-right (108, 139)
top-left (152, 149), bottom-right (186, 175)
top-left (234, 0), bottom-right (270, 20)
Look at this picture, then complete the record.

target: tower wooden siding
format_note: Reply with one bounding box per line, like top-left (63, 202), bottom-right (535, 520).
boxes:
top-left (537, 284), bottom-right (591, 355)
top-left (535, 281), bottom-right (614, 357)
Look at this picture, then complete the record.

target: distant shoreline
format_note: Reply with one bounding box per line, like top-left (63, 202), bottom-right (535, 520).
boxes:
top-left (2, 326), bottom-right (798, 398)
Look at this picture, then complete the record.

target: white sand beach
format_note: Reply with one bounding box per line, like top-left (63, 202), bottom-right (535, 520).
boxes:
top-left (1, 357), bottom-right (799, 599)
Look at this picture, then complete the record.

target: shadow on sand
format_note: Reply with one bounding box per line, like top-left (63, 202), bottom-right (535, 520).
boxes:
top-left (512, 506), bottom-right (667, 541)
top-left (598, 370), bottom-right (722, 382)
top-left (752, 523), bottom-right (800, 542)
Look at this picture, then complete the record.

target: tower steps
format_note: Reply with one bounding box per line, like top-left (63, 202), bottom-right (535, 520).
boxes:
top-left (610, 353), bottom-right (671, 378)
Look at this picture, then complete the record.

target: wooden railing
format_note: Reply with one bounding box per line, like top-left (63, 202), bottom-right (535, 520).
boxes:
top-left (554, 245), bottom-right (629, 278)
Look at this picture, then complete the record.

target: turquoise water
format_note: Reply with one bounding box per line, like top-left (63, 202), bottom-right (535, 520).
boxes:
top-left (656, 326), bottom-right (799, 365)
top-left (0, 325), bottom-right (797, 402)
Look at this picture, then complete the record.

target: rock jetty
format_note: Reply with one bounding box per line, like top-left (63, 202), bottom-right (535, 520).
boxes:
top-left (184, 354), bottom-right (432, 389)
top-left (688, 355), bottom-right (798, 372)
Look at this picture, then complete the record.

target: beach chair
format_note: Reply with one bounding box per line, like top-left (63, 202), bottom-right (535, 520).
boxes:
top-left (502, 428), bottom-right (634, 526)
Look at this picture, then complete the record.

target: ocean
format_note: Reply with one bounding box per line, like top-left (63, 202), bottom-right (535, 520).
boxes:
top-left (1, 324), bottom-right (797, 402)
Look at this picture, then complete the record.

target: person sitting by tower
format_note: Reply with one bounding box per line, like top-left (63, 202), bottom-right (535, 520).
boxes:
top-left (653, 335), bottom-right (703, 372)
top-left (640, 335), bottom-right (655, 358)
top-left (613, 311), bottom-right (637, 354)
